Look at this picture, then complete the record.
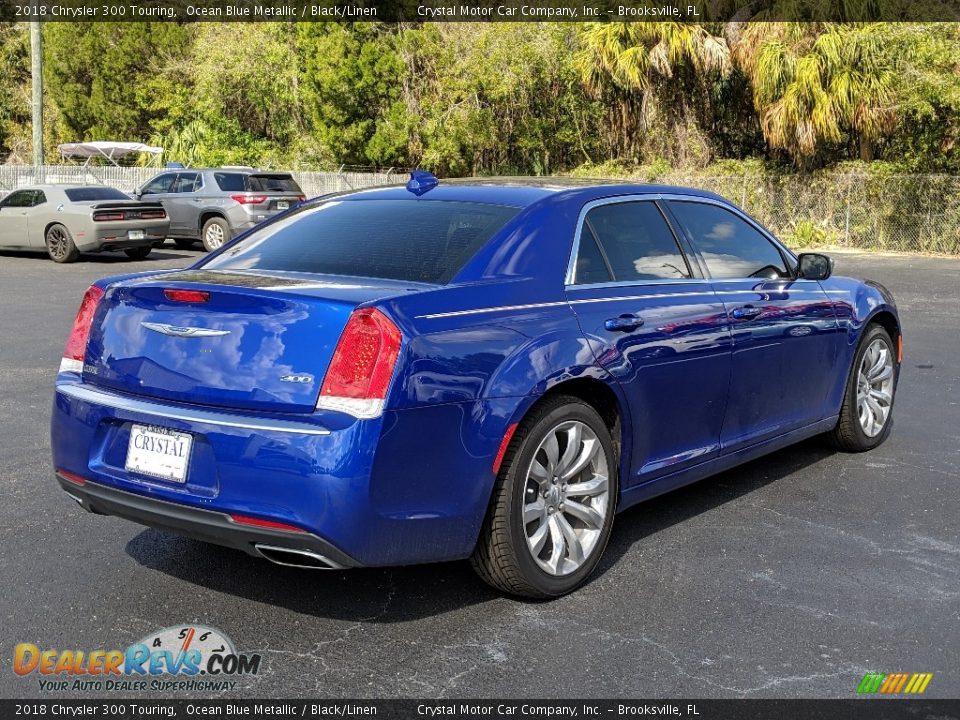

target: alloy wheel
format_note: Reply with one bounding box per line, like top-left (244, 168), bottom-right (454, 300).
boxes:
top-left (856, 338), bottom-right (894, 437)
top-left (205, 223), bottom-right (225, 249)
top-left (47, 227), bottom-right (69, 260)
top-left (522, 420), bottom-right (610, 576)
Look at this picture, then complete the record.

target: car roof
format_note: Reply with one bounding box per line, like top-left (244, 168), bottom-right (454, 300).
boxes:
top-left (339, 176), bottom-right (728, 208)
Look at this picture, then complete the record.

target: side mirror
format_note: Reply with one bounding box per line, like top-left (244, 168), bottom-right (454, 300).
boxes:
top-left (798, 253), bottom-right (833, 281)
top-left (132, 187), bottom-right (142, 198)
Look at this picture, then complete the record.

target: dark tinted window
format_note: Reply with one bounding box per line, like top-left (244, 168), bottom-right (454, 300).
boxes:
top-left (172, 173), bottom-right (200, 193)
top-left (582, 201), bottom-right (689, 282)
top-left (141, 174), bottom-right (176, 195)
top-left (203, 199), bottom-right (519, 284)
top-left (65, 187), bottom-right (130, 202)
top-left (573, 229), bottom-right (613, 284)
top-left (1, 190), bottom-right (34, 208)
top-left (214, 173), bottom-right (247, 192)
top-left (248, 174), bottom-right (301, 193)
top-left (32, 191), bottom-right (46, 206)
top-left (670, 201), bottom-right (788, 279)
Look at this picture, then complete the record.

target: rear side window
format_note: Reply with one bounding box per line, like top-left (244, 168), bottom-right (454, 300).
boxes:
top-left (203, 199), bottom-right (519, 284)
top-left (574, 201), bottom-right (690, 284)
top-left (172, 173), bottom-right (201, 193)
top-left (669, 201), bottom-right (788, 279)
top-left (214, 173), bottom-right (246, 192)
top-left (65, 187), bottom-right (130, 202)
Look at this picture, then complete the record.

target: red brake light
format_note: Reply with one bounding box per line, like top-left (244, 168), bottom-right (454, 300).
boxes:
top-left (93, 211), bottom-right (125, 222)
top-left (58, 469), bottom-right (87, 486)
top-left (140, 209), bottom-right (166, 219)
top-left (230, 194), bottom-right (267, 205)
top-left (164, 289), bottom-right (210, 303)
top-left (296, 195), bottom-right (306, 202)
top-left (60, 285), bottom-right (104, 373)
top-left (229, 514), bottom-right (306, 534)
top-left (317, 308), bottom-right (402, 418)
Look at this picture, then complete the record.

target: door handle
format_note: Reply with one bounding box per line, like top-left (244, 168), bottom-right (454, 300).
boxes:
top-left (730, 305), bottom-right (762, 320)
top-left (605, 314), bottom-right (644, 332)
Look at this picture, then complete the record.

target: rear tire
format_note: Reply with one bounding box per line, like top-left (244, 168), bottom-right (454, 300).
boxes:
top-left (201, 217), bottom-right (231, 252)
top-left (124, 246), bottom-right (152, 260)
top-left (829, 324), bottom-right (897, 452)
top-left (45, 224), bottom-right (80, 263)
top-left (471, 395), bottom-right (618, 598)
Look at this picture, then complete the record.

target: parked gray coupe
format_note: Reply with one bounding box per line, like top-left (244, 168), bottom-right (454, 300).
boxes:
top-left (0, 185), bottom-right (169, 263)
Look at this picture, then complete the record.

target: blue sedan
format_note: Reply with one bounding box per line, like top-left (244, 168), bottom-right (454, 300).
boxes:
top-left (51, 174), bottom-right (901, 597)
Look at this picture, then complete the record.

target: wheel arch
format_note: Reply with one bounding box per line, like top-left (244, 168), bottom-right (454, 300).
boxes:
top-left (198, 210), bottom-right (228, 236)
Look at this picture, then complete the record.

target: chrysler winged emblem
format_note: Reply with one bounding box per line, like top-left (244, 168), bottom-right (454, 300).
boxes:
top-left (141, 322), bottom-right (230, 338)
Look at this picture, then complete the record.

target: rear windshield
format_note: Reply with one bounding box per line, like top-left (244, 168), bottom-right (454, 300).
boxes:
top-left (214, 172), bottom-right (301, 193)
top-left (202, 199), bottom-right (519, 284)
top-left (64, 187), bottom-right (130, 202)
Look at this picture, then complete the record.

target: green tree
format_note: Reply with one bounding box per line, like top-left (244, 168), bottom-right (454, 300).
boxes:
top-left (43, 22), bottom-right (193, 150)
top-left (735, 23), bottom-right (896, 165)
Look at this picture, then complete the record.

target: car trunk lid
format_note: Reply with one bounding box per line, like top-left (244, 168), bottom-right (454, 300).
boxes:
top-left (82, 269), bottom-right (422, 413)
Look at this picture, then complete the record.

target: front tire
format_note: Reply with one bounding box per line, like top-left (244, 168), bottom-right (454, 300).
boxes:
top-left (45, 224), bottom-right (80, 263)
top-left (124, 246), bottom-right (152, 260)
top-left (471, 395), bottom-right (618, 598)
top-left (829, 324), bottom-right (897, 451)
top-left (201, 217), bottom-right (231, 252)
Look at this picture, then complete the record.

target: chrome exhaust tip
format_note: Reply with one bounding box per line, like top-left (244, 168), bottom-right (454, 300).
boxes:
top-left (254, 544), bottom-right (344, 570)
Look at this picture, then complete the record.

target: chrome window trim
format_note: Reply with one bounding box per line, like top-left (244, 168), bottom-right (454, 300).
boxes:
top-left (56, 382), bottom-right (331, 436)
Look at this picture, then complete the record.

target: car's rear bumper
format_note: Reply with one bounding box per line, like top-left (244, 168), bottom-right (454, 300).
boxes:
top-left (56, 471), bottom-right (358, 569)
top-left (51, 378), bottom-right (509, 567)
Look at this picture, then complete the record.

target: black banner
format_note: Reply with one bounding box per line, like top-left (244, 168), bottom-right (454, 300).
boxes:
top-left (3, 700), bottom-right (960, 720)
top-left (2, 0), bottom-right (960, 23)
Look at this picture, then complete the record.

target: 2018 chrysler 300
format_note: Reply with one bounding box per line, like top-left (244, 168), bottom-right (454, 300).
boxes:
top-left (51, 174), bottom-right (901, 597)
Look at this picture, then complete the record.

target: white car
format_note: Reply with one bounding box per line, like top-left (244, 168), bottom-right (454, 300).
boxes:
top-left (0, 184), bottom-right (170, 263)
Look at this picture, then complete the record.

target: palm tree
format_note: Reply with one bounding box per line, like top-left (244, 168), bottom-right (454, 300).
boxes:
top-left (575, 22), bottom-right (730, 164)
top-left (734, 22), bottom-right (896, 164)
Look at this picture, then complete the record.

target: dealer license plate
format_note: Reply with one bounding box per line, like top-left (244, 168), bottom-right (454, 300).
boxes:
top-left (125, 424), bottom-right (192, 483)
top-left (127, 229), bottom-right (146, 240)
top-left (276, 201), bottom-right (289, 210)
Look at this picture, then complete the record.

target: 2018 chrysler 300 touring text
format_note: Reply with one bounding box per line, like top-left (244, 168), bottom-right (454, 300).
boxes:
top-left (51, 174), bottom-right (902, 597)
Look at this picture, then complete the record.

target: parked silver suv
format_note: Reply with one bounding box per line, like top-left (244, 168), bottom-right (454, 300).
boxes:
top-left (135, 168), bottom-right (305, 251)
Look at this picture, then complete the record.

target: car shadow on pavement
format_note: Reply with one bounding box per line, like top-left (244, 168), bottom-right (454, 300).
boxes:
top-left (0, 249), bottom-right (200, 263)
top-left (593, 437), bottom-right (837, 580)
top-left (124, 438), bottom-right (836, 621)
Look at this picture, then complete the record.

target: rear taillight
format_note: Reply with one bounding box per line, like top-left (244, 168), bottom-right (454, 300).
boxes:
top-left (296, 195), bottom-right (306, 203)
top-left (93, 211), bottom-right (125, 222)
top-left (140, 209), bottom-right (166, 219)
top-left (317, 308), bottom-right (402, 419)
top-left (231, 194), bottom-right (267, 205)
top-left (60, 285), bottom-right (104, 373)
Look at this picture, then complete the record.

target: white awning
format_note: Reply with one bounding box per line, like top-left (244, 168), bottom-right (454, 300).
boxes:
top-left (57, 142), bottom-right (164, 166)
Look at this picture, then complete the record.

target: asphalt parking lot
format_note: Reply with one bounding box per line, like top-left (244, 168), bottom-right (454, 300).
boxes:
top-left (0, 245), bottom-right (957, 699)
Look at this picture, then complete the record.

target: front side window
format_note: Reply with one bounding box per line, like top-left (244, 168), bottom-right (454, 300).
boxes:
top-left (1, 190), bottom-right (33, 208)
top-left (202, 199), bottom-right (520, 285)
top-left (30, 191), bottom-right (46, 206)
top-left (141, 174), bottom-right (176, 195)
top-left (670, 201), bottom-right (789, 279)
top-left (573, 201), bottom-right (690, 284)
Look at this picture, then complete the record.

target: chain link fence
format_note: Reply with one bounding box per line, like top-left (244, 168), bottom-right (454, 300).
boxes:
top-left (2, 167), bottom-right (958, 254)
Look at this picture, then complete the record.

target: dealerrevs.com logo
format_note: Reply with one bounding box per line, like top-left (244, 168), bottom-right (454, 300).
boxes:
top-left (14, 625), bottom-right (261, 693)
